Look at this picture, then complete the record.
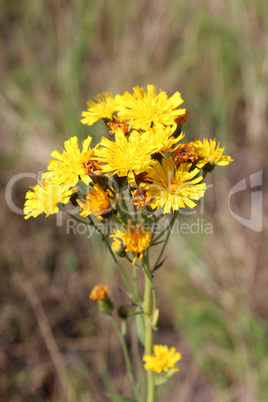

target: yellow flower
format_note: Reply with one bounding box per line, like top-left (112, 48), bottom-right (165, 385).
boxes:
top-left (143, 345), bottom-right (181, 373)
top-left (89, 284), bottom-right (108, 301)
top-left (141, 158), bottom-right (206, 214)
top-left (117, 85), bottom-right (187, 130)
top-left (43, 136), bottom-right (100, 186)
top-left (146, 125), bottom-right (185, 154)
top-left (110, 222), bottom-right (151, 265)
top-left (95, 128), bottom-right (159, 178)
top-left (81, 92), bottom-right (119, 126)
top-left (193, 138), bottom-right (233, 167)
top-left (78, 184), bottom-right (112, 219)
top-left (24, 180), bottom-right (77, 219)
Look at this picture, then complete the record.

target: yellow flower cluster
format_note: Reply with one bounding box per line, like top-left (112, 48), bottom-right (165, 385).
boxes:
top-left (23, 86), bottom-right (234, 394)
top-left (24, 84), bottom-right (232, 232)
top-left (81, 85), bottom-right (186, 130)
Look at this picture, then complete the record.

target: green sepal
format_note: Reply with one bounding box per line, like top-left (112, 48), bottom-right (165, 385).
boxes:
top-left (203, 162), bottom-right (216, 174)
top-left (154, 368), bottom-right (178, 386)
top-left (98, 298), bottom-right (114, 315)
top-left (172, 124), bottom-right (182, 138)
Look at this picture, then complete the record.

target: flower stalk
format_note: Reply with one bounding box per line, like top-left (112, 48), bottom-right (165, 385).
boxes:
top-left (110, 316), bottom-right (142, 402)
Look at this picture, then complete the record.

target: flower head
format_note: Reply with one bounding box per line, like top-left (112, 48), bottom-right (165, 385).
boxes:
top-left (44, 136), bottom-right (101, 186)
top-left (95, 129), bottom-right (159, 178)
top-left (193, 138), bottom-right (233, 167)
top-left (89, 284), bottom-right (114, 315)
top-left (141, 158), bottom-right (206, 214)
top-left (78, 184), bottom-right (112, 219)
top-left (143, 345), bottom-right (181, 373)
top-left (146, 125), bottom-right (185, 154)
top-left (81, 92), bottom-right (119, 126)
top-left (110, 222), bottom-right (151, 264)
top-left (107, 117), bottom-right (128, 136)
top-left (131, 188), bottom-right (151, 210)
top-left (24, 180), bottom-right (77, 219)
top-left (117, 85), bottom-right (187, 130)
top-left (89, 284), bottom-right (108, 301)
top-left (173, 142), bottom-right (200, 165)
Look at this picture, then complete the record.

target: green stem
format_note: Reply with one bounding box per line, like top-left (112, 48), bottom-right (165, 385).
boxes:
top-left (59, 205), bottom-right (89, 225)
top-left (152, 231), bottom-right (170, 273)
top-left (116, 194), bottom-right (128, 225)
top-left (133, 264), bottom-right (140, 300)
top-left (130, 316), bottom-right (139, 385)
top-left (131, 191), bottom-right (139, 224)
top-left (142, 253), bottom-right (155, 402)
top-left (105, 242), bottom-right (137, 300)
top-left (110, 316), bottom-right (141, 402)
top-left (86, 216), bottom-right (138, 300)
top-left (152, 212), bottom-right (179, 272)
top-left (87, 215), bottom-right (107, 241)
top-left (151, 212), bottom-right (179, 245)
top-left (150, 227), bottom-right (166, 245)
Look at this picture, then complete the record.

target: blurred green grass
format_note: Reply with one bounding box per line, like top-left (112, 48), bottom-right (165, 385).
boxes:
top-left (1, 0), bottom-right (268, 401)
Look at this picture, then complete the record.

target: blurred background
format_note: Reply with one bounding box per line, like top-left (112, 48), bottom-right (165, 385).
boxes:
top-left (1, 0), bottom-right (268, 401)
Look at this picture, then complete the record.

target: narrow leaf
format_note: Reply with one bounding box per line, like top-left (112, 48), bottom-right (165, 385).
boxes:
top-left (135, 314), bottom-right (145, 346)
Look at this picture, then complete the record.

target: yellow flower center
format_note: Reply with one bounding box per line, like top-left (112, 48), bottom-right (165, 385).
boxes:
top-left (170, 181), bottom-right (178, 194)
top-left (158, 352), bottom-right (168, 365)
top-left (88, 191), bottom-right (110, 216)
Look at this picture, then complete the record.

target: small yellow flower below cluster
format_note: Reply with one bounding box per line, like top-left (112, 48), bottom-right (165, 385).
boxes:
top-left (111, 222), bottom-right (151, 265)
top-left (143, 345), bottom-right (181, 373)
top-left (89, 284), bottom-right (108, 301)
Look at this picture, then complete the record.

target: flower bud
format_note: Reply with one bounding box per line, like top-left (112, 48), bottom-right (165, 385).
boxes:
top-left (117, 305), bottom-right (129, 320)
top-left (89, 284), bottom-right (114, 315)
top-left (98, 298), bottom-right (114, 315)
top-left (111, 240), bottom-right (126, 257)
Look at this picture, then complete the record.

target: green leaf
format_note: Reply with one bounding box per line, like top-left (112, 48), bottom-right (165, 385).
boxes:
top-left (106, 393), bottom-right (138, 402)
top-left (135, 314), bottom-right (145, 346)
